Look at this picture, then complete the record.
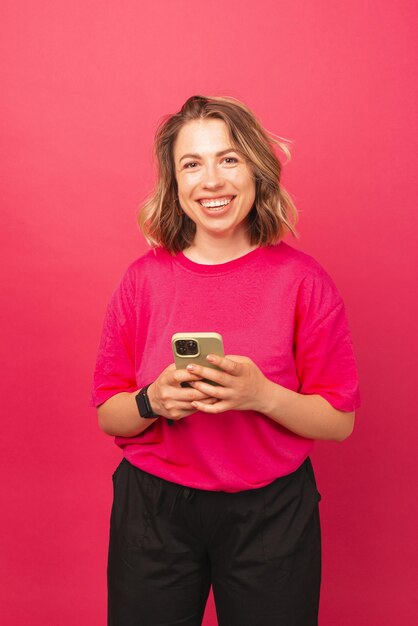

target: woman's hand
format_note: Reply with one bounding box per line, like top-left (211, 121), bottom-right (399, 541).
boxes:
top-left (186, 354), bottom-right (270, 414)
top-left (147, 363), bottom-right (219, 422)
top-left (186, 354), bottom-right (356, 441)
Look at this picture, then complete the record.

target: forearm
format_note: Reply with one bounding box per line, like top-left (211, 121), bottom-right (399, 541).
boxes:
top-left (257, 379), bottom-right (355, 442)
top-left (97, 390), bottom-right (158, 437)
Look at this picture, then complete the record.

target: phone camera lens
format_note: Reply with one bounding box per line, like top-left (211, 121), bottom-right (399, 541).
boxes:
top-left (175, 339), bottom-right (198, 356)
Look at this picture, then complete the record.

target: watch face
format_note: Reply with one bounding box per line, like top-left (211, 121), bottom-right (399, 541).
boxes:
top-left (136, 388), bottom-right (156, 418)
top-left (136, 390), bottom-right (148, 417)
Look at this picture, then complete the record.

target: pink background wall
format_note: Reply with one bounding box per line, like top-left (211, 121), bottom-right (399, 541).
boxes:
top-left (1, 1), bottom-right (416, 624)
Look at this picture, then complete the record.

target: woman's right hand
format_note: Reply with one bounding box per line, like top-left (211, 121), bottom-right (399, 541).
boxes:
top-left (147, 364), bottom-right (218, 422)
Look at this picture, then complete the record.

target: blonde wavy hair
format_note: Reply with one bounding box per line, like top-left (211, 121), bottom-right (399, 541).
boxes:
top-left (138, 95), bottom-right (298, 253)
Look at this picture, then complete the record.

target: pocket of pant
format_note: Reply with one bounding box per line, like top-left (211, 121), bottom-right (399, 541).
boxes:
top-left (261, 461), bottom-right (321, 563)
top-left (110, 460), bottom-right (151, 550)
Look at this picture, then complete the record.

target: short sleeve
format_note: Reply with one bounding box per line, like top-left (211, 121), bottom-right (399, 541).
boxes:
top-left (91, 269), bottom-right (138, 408)
top-left (293, 267), bottom-right (361, 412)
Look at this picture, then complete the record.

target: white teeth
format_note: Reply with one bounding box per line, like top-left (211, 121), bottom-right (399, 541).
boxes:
top-left (199, 197), bottom-right (233, 208)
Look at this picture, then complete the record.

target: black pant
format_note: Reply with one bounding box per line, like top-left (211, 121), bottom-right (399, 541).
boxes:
top-left (108, 457), bottom-right (322, 626)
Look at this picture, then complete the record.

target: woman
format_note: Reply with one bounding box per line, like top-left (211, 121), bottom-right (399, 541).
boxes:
top-left (92, 95), bottom-right (360, 626)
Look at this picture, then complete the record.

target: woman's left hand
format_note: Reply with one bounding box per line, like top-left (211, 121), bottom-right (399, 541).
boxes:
top-left (187, 354), bottom-right (270, 414)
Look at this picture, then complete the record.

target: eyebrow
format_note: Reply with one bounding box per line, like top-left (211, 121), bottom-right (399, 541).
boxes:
top-left (179, 148), bottom-right (238, 163)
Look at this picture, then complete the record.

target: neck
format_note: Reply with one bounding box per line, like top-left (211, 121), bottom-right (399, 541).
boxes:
top-left (182, 232), bottom-right (258, 265)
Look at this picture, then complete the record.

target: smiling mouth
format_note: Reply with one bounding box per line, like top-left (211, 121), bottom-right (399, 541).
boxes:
top-left (198, 196), bottom-right (236, 210)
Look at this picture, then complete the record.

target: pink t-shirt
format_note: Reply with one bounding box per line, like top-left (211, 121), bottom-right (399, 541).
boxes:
top-left (91, 242), bottom-right (360, 492)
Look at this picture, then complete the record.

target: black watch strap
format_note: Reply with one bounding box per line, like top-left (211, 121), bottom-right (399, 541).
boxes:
top-left (135, 384), bottom-right (159, 419)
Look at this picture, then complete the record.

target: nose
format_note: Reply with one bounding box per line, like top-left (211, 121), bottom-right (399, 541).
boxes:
top-left (202, 162), bottom-right (224, 190)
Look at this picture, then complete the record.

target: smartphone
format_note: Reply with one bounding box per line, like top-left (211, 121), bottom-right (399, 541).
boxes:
top-left (172, 332), bottom-right (225, 387)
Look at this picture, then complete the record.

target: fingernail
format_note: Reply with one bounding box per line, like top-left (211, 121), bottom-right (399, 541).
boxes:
top-left (187, 364), bottom-right (195, 370)
top-left (206, 355), bottom-right (215, 362)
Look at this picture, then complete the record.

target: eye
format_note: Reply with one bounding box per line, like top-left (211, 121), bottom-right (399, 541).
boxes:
top-left (184, 162), bottom-right (198, 169)
top-left (224, 157), bottom-right (238, 164)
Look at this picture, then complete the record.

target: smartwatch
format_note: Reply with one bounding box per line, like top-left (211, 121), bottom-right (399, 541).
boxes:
top-left (135, 384), bottom-right (159, 419)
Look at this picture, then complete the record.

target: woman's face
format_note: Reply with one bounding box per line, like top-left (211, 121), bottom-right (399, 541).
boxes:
top-left (173, 119), bottom-right (256, 244)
